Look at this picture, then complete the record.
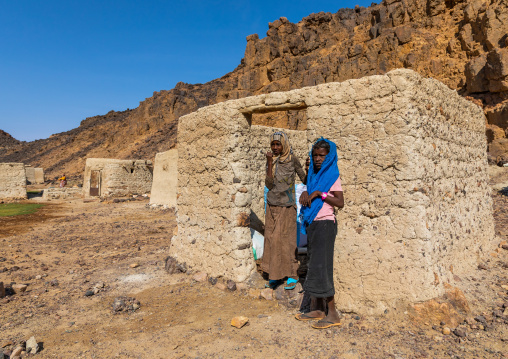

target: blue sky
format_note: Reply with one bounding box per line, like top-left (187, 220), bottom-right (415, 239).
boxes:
top-left (0, 0), bottom-right (371, 142)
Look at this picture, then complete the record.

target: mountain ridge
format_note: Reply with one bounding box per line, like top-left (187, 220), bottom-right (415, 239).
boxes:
top-left (1, 0), bottom-right (507, 178)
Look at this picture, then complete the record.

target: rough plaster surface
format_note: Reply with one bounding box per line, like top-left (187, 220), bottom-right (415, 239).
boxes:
top-left (83, 158), bottom-right (153, 198)
top-left (0, 163), bottom-right (27, 199)
top-left (150, 149), bottom-right (178, 207)
top-left (172, 69), bottom-right (495, 314)
top-left (25, 167), bottom-right (44, 184)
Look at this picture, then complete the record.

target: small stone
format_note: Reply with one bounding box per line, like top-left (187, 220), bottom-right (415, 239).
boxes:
top-left (354, 315), bottom-right (361, 320)
top-left (1, 341), bottom-right (13, 348)
top-left (227, 280), bottom-right (237, 291)
top-left (84, 290), bottom-right (94, 297)
top-left (35, 275), bottom-right (42, 280)
top-left (50, 279), bottom-right (59, 287)
top-left (248, 289), bottom-right (260, 298)
top-left (208, 277), bottom-right (217, 285)
top-left (501, 285), bottom-right (508, 290)
top-left (478, 263), bottom-right (488, 270)
top-left (11, 284), bottom-right (28, 294)
top-left (479, 324), bottom-right (485, 330)
top-left (26, 336), bottom-right (39, 354)
top-left (453, 327), bottom-right (467, 338)
top-left (130, 263), bottom-right (140, 268)
top-left (433, 335), bottom-right (443, 342)
top-left (465, 317), bottom-right (475, 325)
top-left (236, 283), bottom-right (248, 291)
top-left (231, 316), bottom-right (249, 329)
top-left (216, 283), bottom-right (227, 291)
top-left (502, 244), bottom-right (508, 250)
top-left (10, 346), bottom-right (23, 357)
top-left (193, 272), bottom-right (207, 282)
top-left (260, 288), bottom-right (273, 300)
top-left (112, 296), bottom-right (140, 312)
top-left (442, 327), bottom-right (451, 335)
top-left (475, 315), bottom-right (487, 324)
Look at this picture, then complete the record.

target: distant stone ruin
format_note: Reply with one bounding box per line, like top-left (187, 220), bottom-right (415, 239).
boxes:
top-left (83, 159), bottom-right (153, 198)
top-left (42, 187), bottom-right (83, 201)
top-left (0, 163), bottom-right (27, 199)
top-left (149, 149), bottom-right (178, 208)
top-left (25, 166), bottom-right (44, 184)
top-left (171, 69), bottom-right (495, 314)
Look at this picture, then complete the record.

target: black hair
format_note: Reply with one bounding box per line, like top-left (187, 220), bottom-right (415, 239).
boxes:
top-left (312, 140), bottom-right (330, 154)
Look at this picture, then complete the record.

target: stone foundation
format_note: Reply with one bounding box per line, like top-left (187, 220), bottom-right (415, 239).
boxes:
top-left (172, 69), bottom-right (495, 314)
top-left (42, 187), bottom-right (83, 200)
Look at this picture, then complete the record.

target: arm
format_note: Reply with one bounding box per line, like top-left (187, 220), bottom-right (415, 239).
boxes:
top-left (294, 156), bottom-right (307, 185)
top-left (265, 152), bottom-right (274, 189)
top-left (301, 190), bottom-right (344, 208)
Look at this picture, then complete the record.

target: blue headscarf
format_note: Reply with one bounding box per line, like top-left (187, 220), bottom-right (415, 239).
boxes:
top-left (301, 137), bottom-right (340, 226)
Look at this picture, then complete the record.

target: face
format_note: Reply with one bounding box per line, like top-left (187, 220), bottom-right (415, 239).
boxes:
top-left (312, 147), bottom-right (329, 171)
top-left (271, 140), bottom-right (283, 156)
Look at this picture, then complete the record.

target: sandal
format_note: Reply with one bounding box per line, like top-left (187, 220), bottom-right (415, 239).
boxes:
top-left (311, 320), bottom-right (342, 329)
top-left (284, 278), bottom-right (298, 290)
top-left (295, 312), bottom-right (325, 321)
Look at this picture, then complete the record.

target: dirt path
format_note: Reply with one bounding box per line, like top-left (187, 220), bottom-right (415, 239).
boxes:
top-left (0, 196), bottom-right (507, 358)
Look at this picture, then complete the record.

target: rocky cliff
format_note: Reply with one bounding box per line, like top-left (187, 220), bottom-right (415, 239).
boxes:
top-left (1, 0), bottom-right (507, 178)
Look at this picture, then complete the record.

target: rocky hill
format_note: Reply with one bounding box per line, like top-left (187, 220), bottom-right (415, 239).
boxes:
top-left (1, 0), bottom-right (507, 178)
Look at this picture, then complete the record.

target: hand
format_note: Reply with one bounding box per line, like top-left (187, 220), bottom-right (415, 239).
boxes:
top-left (308, 191), bottom-right (322, 203)
top-left (265, 151), bottom-right (273, 160)
top-left (299, 191), bottom-right (309, 206)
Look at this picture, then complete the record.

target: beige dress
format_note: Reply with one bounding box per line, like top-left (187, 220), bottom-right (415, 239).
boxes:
top-left (261, 155), bottom-right (306, 280)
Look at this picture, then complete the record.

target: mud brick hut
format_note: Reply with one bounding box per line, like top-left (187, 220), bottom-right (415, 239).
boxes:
top-left (171, 69), bottom-right (495, 314)
top-left (83, 158), bottom-right (153, 198)
top-left (0, 163), bottom-right (27, 199)
top-left (25, 166), bottom-right (44, 184)
top-left (149, 149), bottom-right (178, 207)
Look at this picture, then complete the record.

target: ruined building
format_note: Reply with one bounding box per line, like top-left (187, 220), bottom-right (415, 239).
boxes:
top-left (0, 163), bottom-right (27, 199)
top-left (83, 159), bottom-right (153, 198)
top-left (170, 69), bottom-right (495, 314)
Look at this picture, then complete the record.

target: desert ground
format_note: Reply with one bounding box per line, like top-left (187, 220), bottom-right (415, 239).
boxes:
top-left (1, 173), bottom-right (507, 359)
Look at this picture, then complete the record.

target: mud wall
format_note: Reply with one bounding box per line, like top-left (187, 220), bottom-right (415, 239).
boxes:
top-left (150, 149), bottom-right (178, 207)
top-left (0, 163), bottom-right (27, 199)
top-left (25, 167), bottom-right (44, 184)
top-left (83, 158), bottom-right (153, 197)
top-left (172, 69), bottom-right (495, 314)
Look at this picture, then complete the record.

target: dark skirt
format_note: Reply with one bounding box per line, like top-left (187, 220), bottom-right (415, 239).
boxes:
top-left (303, 220), bottom-right (337, 298)
top-left (261, 204), bottom-right (299, 280)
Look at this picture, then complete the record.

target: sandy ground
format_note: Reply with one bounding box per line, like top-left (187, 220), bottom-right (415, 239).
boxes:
top-left (1, 179), bottom-right (508, 358)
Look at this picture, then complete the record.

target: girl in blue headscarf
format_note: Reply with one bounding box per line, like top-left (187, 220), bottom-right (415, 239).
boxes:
top-left (295, 138), bottom-right (344, 329)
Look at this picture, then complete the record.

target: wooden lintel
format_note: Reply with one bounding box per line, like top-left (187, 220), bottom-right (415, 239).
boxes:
top-left (239, 101), bottom-right (307, 115)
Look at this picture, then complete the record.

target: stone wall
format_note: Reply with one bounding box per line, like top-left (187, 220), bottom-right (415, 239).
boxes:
top-left (172, 69), bottom-right (495, 314)
top-left (0, 163), bottom-right (27, 199)
top-left (149, 149), bottom-right (178, 207)
top-left (42, 187), bottom-right (83, 200)
top-left (25, 166), bottom-right (44, 184)
top-left (83, 159), bottom-right (153, 198)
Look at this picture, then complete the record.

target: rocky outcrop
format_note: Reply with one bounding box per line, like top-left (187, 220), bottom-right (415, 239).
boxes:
top-left (1, 0), bottom-right (507, 177)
